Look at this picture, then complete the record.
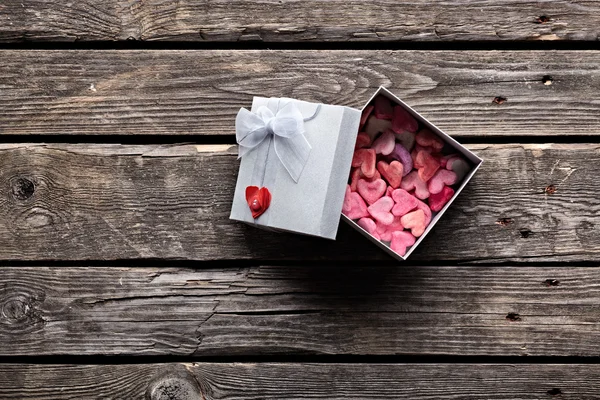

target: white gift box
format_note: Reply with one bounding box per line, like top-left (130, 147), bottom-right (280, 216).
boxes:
top-left (230, 88), bottom-right (483, 260)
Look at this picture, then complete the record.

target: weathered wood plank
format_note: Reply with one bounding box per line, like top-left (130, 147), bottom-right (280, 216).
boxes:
top-left (0, 0), bottom-right (597, 42)
top-left (0, 143), bottom-right (597, 262)
top-left (0, 363), bottom-right (598, 399)
top-left (2, 265), bottom-right (600, 356)
top-left (1, 50), bottom-right (599, 137)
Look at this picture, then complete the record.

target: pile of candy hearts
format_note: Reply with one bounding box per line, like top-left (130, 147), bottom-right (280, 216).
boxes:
top-left (342, 95), bottom-right (471, 257)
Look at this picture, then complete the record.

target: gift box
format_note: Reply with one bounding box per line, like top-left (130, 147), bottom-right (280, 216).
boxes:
top-left (342, 87), bottom-right (483, 260)
top-left (230, 88), bottom-right (482, 260)
top-left (229, 96), bottom-right (361, 239)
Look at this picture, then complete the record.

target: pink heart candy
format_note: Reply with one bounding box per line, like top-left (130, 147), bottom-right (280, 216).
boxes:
top-left (415, 150), bottom-right (440, 183)
top-left (390, 231), bottom-right (416, 257)
top-left (371, 130), bottom-right (396, 155)
top-left (357, 217), bottom-right (381, 240)
top-left (392, 105), bottom-right (418, 134)
top-left (389, 142), bottom-right (413, 177)
top-left (415, 128), bottom-right (444, 153)
top-left (446, 156), bottom-right (470, 181)
top-left (415, 198), bottom-right (432, 226)
top-left (376, 215), bottom-right (404, 241)
top-left (377, 160), bottom-right (403, 189)
top-left (342, 185), bottom-right (369, 220)
top-left (428, 169), bottom-right (457, 195)
top-left (401, 209), bottom-right (427, 237)
top-left (386, 185), bottom-right (394, 198)
top-left (357, 178), bottom-right (386, 205)
top-left (352, 148), bottom-right (376, 178)
top-left (365, 116), bottom-right (392, 141)
top-left (429, 186), bottom-right (455, 212)
top-left (391, 188), bottom-right (419, 217)
top-left (355, 132), bottom-right (371, 149)
top-left (350, 168), bottom-right (381, 192)
top-left (400, 170), bottom-right (430, 200)
top-left (368, 196), bottom-right (394, 226)
top-left (374, 96), bottom-right (393, 120)
top-left (360, 105), bottom-right (374, 130)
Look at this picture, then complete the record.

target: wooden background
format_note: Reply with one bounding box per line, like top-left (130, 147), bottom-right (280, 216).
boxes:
top-left (1, 1), bottom-right (600, 399)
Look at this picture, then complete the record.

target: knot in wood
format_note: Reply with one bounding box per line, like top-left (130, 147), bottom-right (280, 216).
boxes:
top-left (11, 177), bottom-right (35, 200)
top-left (2, 298), bottom-right (29, 322)
top-left (1, 291), bottom-right (46, 333)
top-left (146, 367), bottom-right (202, 400)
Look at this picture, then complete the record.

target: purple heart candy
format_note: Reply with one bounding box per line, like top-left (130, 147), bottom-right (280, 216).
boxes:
top-left (390, 143), bottom-right (412, 177)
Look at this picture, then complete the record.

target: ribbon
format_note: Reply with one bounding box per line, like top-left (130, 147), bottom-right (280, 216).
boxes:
top-left (236, 101), bottom-right (311, 183)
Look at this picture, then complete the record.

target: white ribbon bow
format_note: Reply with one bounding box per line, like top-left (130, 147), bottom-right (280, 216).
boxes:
top-left (236, 101), bottom-right (312, 183)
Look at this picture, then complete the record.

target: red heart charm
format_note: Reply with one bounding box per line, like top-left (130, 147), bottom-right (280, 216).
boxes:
top-left (246, 186), bottom-right (271, 219)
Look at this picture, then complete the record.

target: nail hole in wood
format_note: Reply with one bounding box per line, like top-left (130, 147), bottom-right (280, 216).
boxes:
top-left (542, 75), bottom-right (554, 85)
top-left (545, 184), bottom-right (557, 194)
top-left (519, 229), bottom-right (533, 238)
top-left (547, 388), bottom-right (562, 395)
top-left (536, 15), bottom-right (551, 24)
top-left (496, 218), bottom-right (513, 226)
top-left (11, 177), bottom-right (35, 200)
top-left (492, 96), bottom-right (507, 105)
top-left (544, 279), bottom-right (560, 287)
top-left (506, 312), bottom-right (521, 322)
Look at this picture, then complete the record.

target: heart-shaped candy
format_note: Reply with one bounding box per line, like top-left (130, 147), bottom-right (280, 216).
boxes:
top-left (386, 185), bottom-right (394, 198)
top-left (400, 171), bottom-right (430, 200)
top-left (390, 143), bottom-right (413, 177)
top-left (371, 130), bottom-right (395, 155)
top-left (357, 178), bottom-right (386, 205)
top-left (415, 150), bottom-right (440, 182)
top-left (411, 144), bottom-right (436, 164)
top-left (392, 105), bottom-right (418, 134)
top-left (393, 129), bottom-right (415, 151)
top-left (446, 156), bottom-right (470, 181)
top-left (350, 167), bottom-right (381, 191)
top-left (368, 196), bottom-right (394, 226)
top-left (374, 96), bottom-right (393, 120)
top-left (357, 217), bottom-right (381, 240)
top-left (342, 185), bottom-right (369, 219)
top-left (390, 230), bottom-right (416, 257)
top-left (352, 148), bottom-right (376, 178)
top-left (401, 209), bottom-right (427, 237)
top-left (416, 128), bottom-right (444, 152)
top-left (365, 116), bottom-right (393, 141)
top-left (376, 215), bottom-right (404, 241)
top-left (428, 169), bottom-right (457, 195)
top-left (391, 188), bottom-right (418, 217)
top-left (360, 105), bottom-right (374, 130)
top-left (429, 186), bottom-right (455, 212)
top-left (415, 198), bottom-right (432, 226)
top-left (377, 160), bottom-right (403, 189)
top-left (355, 132), bottom-right (371, 149)
top-left (245, 186), bottom-right (272, 219)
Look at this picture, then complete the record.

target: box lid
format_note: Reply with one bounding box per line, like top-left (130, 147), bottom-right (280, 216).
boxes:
top-left (230, 96), bottom-right (361, 239)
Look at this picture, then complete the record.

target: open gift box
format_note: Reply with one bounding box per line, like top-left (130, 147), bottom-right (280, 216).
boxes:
top-left (230, 87), bottom-right (483, 260)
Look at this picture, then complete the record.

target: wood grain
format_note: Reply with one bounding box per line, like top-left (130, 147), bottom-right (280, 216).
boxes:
top-left (0, 0), bottom-right (598, 42)
top-left (2, 265), bottom-right (600, 357)
top-left (0, 143), bottom-right (597, 262)
top-left (1, 50), bottom-right (600, 136)
top-left (1, 363), bottom-right (599, 399)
